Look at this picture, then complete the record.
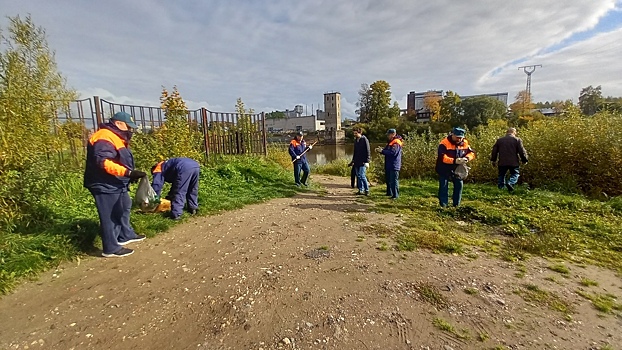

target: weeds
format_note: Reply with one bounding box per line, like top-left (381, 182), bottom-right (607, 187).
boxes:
top-left (549, 264), bottom-right (571, 276)
top-left (464, 287), bottom-right (479, 295)
top-left (579, 278), bottom-right (599, 287)
top-left (416, 282), bottom-right (448, 308)
top-left (363, 179), bottom-right (622, 273)
top-left (346, 214), bottom-right (367, 223)
top-left (432, 317), bottom-right (470, 340)
top-left (576, 290), bottom-right (622, 314)
top-left (515, 284), bottom-right (573, 314)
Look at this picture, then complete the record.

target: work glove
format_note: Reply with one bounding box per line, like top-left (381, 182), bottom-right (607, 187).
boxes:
top-left (455, 158), bottom-right (468, 165)
top-left (128, 169), bottom-right (147, 183)
top-left (308, 145), bottom-right (313, 150)
top-left (295, 155), bottom-right (301, 160)
top-left (364, 163), bottom-right (370, 168)
top-left (375, 146), bottom-right (383, 153)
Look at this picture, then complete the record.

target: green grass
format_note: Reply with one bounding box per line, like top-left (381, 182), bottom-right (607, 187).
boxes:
top-left (313, 157), bottom-right (352, 177)
top-left (431, 317), bottom-right (470, 340)
top-left (548, 263), bottom-right (571, 276)
top-left (416, 282), bottom-right (448, 308)
top-left (579, 278), bottom-right (599, 287)
top-left (576, 290), bottom-right (622, 314)
top-left (362, 179), bottom-right (622, 272)
top-left (514, 284), bottom-right (573, 314)
top-left (464, 287), bottom-right (479, 295)
top-left (0, 156), bottom-right (300, 294)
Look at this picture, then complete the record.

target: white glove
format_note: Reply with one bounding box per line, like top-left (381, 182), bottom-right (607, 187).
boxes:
top-left (364, 163), bottom-right (370, 168)
top-left (455, 158), bottom-right (468, 165)
top-left (295, 155), bottom-right (301, 160)
top-left (308, 145), bottom-right (313, 150)
top-left (375, 147), bottom-right (383, 153)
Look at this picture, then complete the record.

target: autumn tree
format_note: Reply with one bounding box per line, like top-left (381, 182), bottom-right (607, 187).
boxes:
top-left (0, 15), bottom-right (77, 231)
top-left (578, 85), bottom-right (603, 116)
top-left (423, 91), bottom-right (442, 122)
top-left (367, 80), bottom-right (392, 122)
top-left (0, 15), bottom-right (76, 171)
top-left (509, 90), bottom-right (534, 117)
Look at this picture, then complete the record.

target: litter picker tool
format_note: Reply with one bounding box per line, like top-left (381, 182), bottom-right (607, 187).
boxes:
top-left (292, 139), bottom-right (319, 163)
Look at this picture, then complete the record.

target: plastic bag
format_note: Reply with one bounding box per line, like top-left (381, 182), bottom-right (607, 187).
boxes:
top-left (135, 176), bottom-right (158, 211)
top-left (454, 164), bottom-right (470, 180)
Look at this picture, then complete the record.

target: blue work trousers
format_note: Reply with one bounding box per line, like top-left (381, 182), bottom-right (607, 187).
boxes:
top-left (91, 190), bottom-right (138, 254)
top-left (385, 170), bottom-right (399, 198)
top-left (167, 167), bottom-right (200, 219)
top-left (294, 161), bottom-right (310, 186)
top-left (439, 173), bottom-right (463, 207)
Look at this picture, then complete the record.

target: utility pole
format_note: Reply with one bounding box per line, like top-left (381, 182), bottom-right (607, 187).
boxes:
top-left (518, 64), bottom-right (542, 113)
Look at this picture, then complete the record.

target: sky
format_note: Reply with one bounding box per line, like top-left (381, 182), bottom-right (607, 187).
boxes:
top-left (1, 0), bottom-right (621, 119)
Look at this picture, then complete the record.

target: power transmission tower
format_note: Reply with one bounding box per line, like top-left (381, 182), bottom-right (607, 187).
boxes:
top-left (518, 64), bottom-right (542, 113)
top-left (518, 64), bottom-right (542, 97)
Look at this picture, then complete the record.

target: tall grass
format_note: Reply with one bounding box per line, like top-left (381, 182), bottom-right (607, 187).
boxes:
top-left (328, 112), bottom-right (622, 196)
top-left (0, 156), bottom-right (298, 294)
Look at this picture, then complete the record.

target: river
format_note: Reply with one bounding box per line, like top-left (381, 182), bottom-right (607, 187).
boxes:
top-left (304, 144), bottom-right (384, 166)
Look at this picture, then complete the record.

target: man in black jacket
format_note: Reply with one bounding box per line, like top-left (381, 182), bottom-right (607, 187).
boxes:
top-left (348, 127), bottom-right (371, 195)
top-left (490, 127), bottom-right (529, 192)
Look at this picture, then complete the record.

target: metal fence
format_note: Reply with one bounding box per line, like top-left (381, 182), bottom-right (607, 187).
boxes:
top-left (2, 96), bottom-right (267, 163)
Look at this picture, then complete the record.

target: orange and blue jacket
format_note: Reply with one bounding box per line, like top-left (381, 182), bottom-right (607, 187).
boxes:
top-left (288, 138), bottom-right (309, 164)
top-left (381, 136), bottom-right (403, 171)
top-left (151, 157), bottom-right (200, 196)
top-left (83, 122), bottom-right (135, 193)
top-left (436, 135), bottom-right (476, 176)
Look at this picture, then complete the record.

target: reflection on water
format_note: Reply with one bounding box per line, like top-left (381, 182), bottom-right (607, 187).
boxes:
top-left (305, 144), bottom-right (383, 165)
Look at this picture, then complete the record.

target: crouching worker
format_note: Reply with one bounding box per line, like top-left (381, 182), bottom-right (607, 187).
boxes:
top-left (151, 157), bottom-right (200, 220)
top-left (84, 111), bottom-right (147, 258)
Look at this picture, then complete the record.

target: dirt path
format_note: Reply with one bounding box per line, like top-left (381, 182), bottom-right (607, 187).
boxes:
top-left (1, 175), bottom-right (620, 350)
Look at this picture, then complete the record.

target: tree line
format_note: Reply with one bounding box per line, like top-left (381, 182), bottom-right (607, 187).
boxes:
top-left (352, 79), bottom-right (622, 142)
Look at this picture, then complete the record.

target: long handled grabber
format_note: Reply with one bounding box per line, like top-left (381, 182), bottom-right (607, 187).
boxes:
top-left (292, 139), bottom-right (319, 163)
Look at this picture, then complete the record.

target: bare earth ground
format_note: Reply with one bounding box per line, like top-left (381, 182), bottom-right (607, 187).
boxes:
top-left (1, 175), bottom-right (621, 350)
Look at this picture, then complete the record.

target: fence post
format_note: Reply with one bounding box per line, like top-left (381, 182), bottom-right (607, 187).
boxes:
top-left (261, 111), bottom-right (267, 156)
top-left (93, 96), bottom-right (103, 127)
top-left (201, 107), bottom-right (210, 162)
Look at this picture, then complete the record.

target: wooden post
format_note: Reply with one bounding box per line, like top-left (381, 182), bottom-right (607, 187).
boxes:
top-left (261, 112), bottom-right (267, 156)
top-left (201, 108), bottom-right (210, 163)
top-left (93, 96), bottom-right (103, 128)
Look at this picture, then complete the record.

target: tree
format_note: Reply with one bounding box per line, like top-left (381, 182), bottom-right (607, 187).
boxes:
top-left (438, 91), bottom-right (461, 123)
top-left (578, 85), bottom-right (603, 116)
top-left (459, 96), bottom-right (507, 129)
top-left (266, 111), bottom-right (285, 119)
top-left (355, 83), bottom-right (372, 123)
top-left (368, 80), bottom-right (392, 123)
top-left (423, 91), bottom-right (442, 122)
top-left (0, 15), bottom-right (76, 171)
top-left (388, 101), bottom-right (401, 119)
top-left (509, 90), bottom-right (534, 117)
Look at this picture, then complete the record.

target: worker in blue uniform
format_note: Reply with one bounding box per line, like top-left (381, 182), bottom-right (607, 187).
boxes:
top-left (151, 157), bottom-right (201, 220)
top-left (288, 131), bottom-right (313, 186)
top-left (84, 111), bottom-right (147, 258)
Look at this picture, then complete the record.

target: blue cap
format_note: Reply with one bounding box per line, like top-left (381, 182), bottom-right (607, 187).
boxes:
top-left (452, 127), bottom-right (466, 137)
top-left (111, 111), bottom-right (138, 129)
top-left (387, 128), bottom-right (397, 135)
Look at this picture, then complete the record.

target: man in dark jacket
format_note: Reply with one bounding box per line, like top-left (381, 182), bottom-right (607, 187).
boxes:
top-left (348, 127), bottom-right (370, 195)
top-left (288, 131), bottom-right (312, 186)
top-left (490, 127), bottom-right (528, 192)
top-left (436, 127), bottom-right (476, 207)
top-left (375, 128), bottom-right (403, 199)
top-left (84, 112), bottom-right (147, 258)
top-left (151, 157), bottom-right (201, 220)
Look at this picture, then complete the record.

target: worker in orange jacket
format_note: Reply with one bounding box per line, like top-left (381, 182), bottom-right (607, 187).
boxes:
top-left (435, 127), bottom-right (476, 207)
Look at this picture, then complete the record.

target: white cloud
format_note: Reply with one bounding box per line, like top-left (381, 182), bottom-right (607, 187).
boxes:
top-left (1, 0), bottom-right (621, 118)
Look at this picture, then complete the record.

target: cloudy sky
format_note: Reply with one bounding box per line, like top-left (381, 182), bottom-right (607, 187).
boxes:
top-left (1, 0), bottom-right (621, 119)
